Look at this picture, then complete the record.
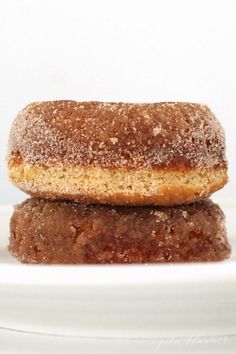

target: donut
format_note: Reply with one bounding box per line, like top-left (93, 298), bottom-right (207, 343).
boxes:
top-left (9, 198), bottom-right (231, 264)
top-left (7, 101), bottom-right (227, 206)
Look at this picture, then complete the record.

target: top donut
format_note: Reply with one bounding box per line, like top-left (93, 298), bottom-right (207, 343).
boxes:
top-left (7, 101), bottom-right (228, 206)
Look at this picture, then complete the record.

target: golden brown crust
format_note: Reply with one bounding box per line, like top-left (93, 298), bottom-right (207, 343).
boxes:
top-left (7, 101), bottom-right (228, 205)
top-left (8, 101), bottom-right (226, 169)
top-left (9, 198), bottom-right (231, 264)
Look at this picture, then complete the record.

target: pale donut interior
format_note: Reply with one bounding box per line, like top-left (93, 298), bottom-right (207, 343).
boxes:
top-left (9, 162), bottom-right (227, 206)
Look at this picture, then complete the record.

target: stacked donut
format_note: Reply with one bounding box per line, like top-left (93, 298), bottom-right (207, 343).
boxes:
top-left (7, 101), bottom-right (231, 263)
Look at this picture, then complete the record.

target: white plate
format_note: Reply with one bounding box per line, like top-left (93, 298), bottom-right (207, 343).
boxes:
top-left (0, 202), bottom-right (236, 344)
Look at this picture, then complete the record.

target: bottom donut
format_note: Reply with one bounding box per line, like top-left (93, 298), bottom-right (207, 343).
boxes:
top-left (9, 198), bottom-right (231, 264)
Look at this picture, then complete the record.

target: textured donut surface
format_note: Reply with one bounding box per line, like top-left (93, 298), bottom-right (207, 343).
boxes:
top-left (9, 198), bottom-right (231, 264)
top-left (7, 101), bottom-right (228, 205)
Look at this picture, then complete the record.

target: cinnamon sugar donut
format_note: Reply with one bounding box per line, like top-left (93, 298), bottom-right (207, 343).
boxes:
top-left (9, 198), bottom-right (231, 264)
top-left (7, 101), bottom-right (228, 206)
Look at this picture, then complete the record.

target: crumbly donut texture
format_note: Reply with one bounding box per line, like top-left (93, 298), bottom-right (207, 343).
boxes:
top-left (7, 101), bottom-right (228, 206)
top-left (8, 164), bottom-right (227, 206)
top-left (9, 198), bottom-right (231, 264)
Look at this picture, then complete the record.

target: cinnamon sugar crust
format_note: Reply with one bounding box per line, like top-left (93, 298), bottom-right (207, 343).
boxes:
top-left (8, 101), bottom-right (226, 169)
top-left (7, 101), bottom-right (228, 205)
top-left (9, 198), bottom-right (231, 264)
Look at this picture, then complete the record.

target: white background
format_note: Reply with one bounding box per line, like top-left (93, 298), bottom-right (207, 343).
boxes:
top-left (0, 0), bottom-right (235, 204)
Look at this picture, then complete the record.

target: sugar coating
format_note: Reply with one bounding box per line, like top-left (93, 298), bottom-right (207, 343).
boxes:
top-left (9, 198), bottom-right (231, 264)
top-left (8, 101), bottom-right (227, 169)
